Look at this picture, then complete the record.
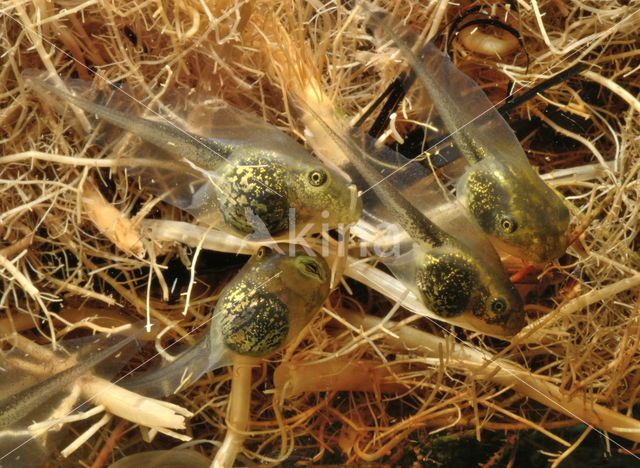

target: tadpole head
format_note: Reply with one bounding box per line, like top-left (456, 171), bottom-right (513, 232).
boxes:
top-left (292, 164), bottom-right (363, 229)
top-left (459, 166), bottom-right (570, 263)
top-left (474, 281), bottom-right (525, 333)
top-left (216, 246), bottom-right (331, 358)
top-left (415, 246), bottom-right (525, 333)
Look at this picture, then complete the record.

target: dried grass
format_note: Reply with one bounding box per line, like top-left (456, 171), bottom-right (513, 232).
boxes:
top-left (1, 0), bottom-right (639, 466)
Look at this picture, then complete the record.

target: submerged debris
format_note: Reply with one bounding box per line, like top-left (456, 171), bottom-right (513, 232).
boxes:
top-left (1, 0), bottom-right (639, 466)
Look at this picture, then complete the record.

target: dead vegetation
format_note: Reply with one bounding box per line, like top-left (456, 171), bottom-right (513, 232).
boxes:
top-left (1, 0), bottom-right (639, 466)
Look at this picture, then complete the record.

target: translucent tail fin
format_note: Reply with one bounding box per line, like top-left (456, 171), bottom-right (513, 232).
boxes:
top-left (122, 334), bottom-right (231, 398)
top-left (0, 330), bottom-right (140, 429)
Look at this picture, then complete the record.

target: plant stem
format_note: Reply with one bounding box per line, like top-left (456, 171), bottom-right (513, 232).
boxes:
top-left (212, 357), bottom-right (255, 468)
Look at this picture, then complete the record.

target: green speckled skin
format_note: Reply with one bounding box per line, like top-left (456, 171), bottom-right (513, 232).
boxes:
top-left (368, 13), bottom-right (571, 263)
top-left (358, 162), bottom-right (523, 328)
top-left (324, 95), bottom-right (524, 331)
top-left (217, 154), bottom-right (291, 234)
top-left (416, 251), bottom-right (476, 318)
top-left (219, 288), bottom-right (289, 356)
top-left (412, 243), bottom-right (523, 329)
top-left (213, 149), bottom-right (361, 237)
top-left (213, 246), bottom-right (330, 358)
top-left (459, 163), bottom-right (570, 264)
top-left (26, 75), bottom-right (362, 239)
top-left (121, 247), bottom-right (330, 397)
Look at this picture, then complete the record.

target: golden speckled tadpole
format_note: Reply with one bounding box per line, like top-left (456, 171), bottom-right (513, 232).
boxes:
top-left (24, 73), bottom-right (361, 239)
top-left (122, 246), bottom-right (330, 397)
top-left (310, 109), bottom-right (524, 333)
top-left (367, 10), bottom-right (571, 263)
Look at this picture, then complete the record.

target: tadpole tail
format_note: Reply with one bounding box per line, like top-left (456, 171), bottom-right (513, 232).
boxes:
top-left (23, 71), bottom-right (227, 169)
top-left (122, 333), bottom-right (231, 398)
top-left (0, 332), bottom-right (139, 429)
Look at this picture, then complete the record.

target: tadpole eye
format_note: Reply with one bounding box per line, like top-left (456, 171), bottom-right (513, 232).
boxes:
top-left (499, 215), bottom-right (517, 234)
top-left (256, 246), bottom-right (268, 259)
top-left (490, 297), bottom-right (508, 314)
top-left (297, 257), bottom-right (325, 281)
top-left (308, 169), bottom-right (328, 187)
top-left (304, 261), bottom-right (320, 276)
